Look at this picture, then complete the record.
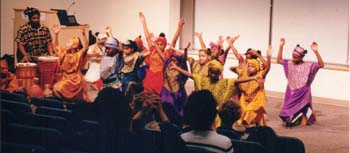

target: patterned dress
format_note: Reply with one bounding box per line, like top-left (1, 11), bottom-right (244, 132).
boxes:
top-left (237, 71), bottom-right (267, 126)
top-left (187, 57), bottom-right (209, 76)
top-left (279, 60), bottom-right (319, 125)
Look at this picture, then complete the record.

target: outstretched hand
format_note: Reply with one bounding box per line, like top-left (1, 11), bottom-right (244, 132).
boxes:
top-left (51, 24), bottom-right (61, 35)
top-left (194, 32), bottom-right (202, 38)
top-left (139, 12), bottom-right (145, 22)
top-left (185, 41), bottom-right (191, 49)
top-left (311, 42), bottom-right (318, 52)
top-left (105, 26), bottom-right (112, 34)
top-left (178, 17), bottom-right (185, 27)
top-left (280, 38), bottom-right (285, 46)
top-left (168, 62), bottom-right (178, 70)
top-left (217, 35), bottom-right (224, 46)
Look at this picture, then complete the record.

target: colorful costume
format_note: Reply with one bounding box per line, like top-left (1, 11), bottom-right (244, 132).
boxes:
top-left (53, 46), bottom-right (88, 101)
top-left (161, 54), bottom-right (188, 115)
top-left (85, 44), bottom-right (103, 82)
top-left (143, 37), bottom-right (172, 94)
top-left (279, 59), bottom-right (319, 125)
top-left (187, 57), bottom-right (209, 76)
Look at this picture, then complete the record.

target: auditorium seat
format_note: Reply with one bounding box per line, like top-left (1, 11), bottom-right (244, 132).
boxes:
top-left (276, 136), bottom-right (305, 153)
top-left (3, 123), bottom-right (63, 153)
top-left (1, 91), bottom-right (28, 103)
top-left (31, 97), bottom-right (64, 109)
top-left (36, 106), bottom-right (73, 120)
top-left (231, 139), bottom-right (267, 153)
top-left (1, 99), bottom-right (32, 114)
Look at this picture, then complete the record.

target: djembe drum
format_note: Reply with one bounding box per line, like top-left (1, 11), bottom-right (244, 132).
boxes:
top-left (15, 62), bottom-right (37, 89)
top-left (38, 56), bottom-right (59, 88)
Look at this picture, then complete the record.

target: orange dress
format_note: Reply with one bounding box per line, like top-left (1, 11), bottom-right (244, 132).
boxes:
top-left (142, 47), bottom-right (172, 94)
top-left (0, 73), bottom-right (19, 93)
top-left (54, 48), bottom-right (88, 101)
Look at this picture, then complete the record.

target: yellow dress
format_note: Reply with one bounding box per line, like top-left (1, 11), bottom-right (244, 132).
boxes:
top-left (193, 74), bottom-right (236, 127)
top-left (54, 47), bottom-right (87, 101)
top-left (188, 57), bottom-right (209, 76)
top-left (237, 71), bottom-right (266, 126)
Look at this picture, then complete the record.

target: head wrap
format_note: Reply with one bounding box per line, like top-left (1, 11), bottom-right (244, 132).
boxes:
top-left (122, 40), bottom-right (138, 51)
top-left (97, 33), bottom-right (107, 40)
top-left (156, 37), bottom-right (167, 47)
top-left (134, 36), bottom-right (146, 51)
top-left (170, 53), bottom-right (183, 63)
top-left (24, 7), bottom-right (40, 19)
top-left (247, 59), bottom-right (261, 71)
top-left (208, 60), bottom-right (223, 72)
top-left (105, 37), bottom-right (119, 49)
top-left (209, 42), bottom-right (222, 51)
top-left (293, 45), bottom-right (307, 57)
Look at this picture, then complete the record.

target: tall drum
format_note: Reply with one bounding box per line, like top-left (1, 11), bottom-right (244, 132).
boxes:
top-left (16, 62), bottom-right (37, 89)
top-left (38, 56), bottom-right (59, 88)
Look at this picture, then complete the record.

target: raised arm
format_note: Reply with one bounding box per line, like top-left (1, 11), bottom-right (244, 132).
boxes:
top-left (170, 17), bottom-right (185, 48)
top-left (262, 45), bottom-right (272, 78)
top-left (183, 41), bottom-right (191, 60)
top-left (194, 32), bottom-right (206, 49)
top-left (227, 35), bottom-right (243, 63)
top-left (310, 42), bottom-right (324, 68)
top-left (276, 38), bottom-right (285, 64)
top-left (105, 26), bottom-right (113, 38)
top-left (79, 25), bottom-right (89, 55)
top-left (150, 33), bottom-right (165, 60)
top-left (139, 12), bottom-right (152, 47)
top-left (51, 24), bottom-right (61, 52)
top-left (169, 62), bottom-right (193, 79)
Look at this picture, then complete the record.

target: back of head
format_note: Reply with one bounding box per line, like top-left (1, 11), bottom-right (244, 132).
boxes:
top-left (185, 90), bottom-right (217, 131)
top-left (94, 87), bottom-right (131, 129)
top-left (218, 100), bottom-right (241, 127)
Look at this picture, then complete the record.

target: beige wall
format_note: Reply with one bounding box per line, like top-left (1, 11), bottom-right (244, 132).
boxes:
top-left (1, 0), bottom-right (180, 55)
top-left (1, 0), bottom-right (67, 55)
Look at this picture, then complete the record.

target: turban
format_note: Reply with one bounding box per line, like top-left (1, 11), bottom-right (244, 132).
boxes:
top-left (209, 42), bottom-right (222, 51)
top-left (247, 59), bottom-right (260, 71)
top-left (105, 37), bottom-right (119, 49)
top-left (293, 45), bottom-right (307, 57)
top-left (208, 60), bottom-right (223, 72)
top-left (156, 37), bottom-right (167, 47)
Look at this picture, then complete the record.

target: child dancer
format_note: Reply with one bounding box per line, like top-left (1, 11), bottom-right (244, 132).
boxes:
top-left (277, 38), bottom-right (324, 126)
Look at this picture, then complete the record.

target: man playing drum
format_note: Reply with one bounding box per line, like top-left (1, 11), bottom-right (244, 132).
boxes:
top-left (15, 7), bottom-right (54, 63)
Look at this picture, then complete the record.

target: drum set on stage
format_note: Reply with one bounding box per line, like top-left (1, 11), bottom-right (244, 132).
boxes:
top-left (16, 56), bottom-right (60, 90)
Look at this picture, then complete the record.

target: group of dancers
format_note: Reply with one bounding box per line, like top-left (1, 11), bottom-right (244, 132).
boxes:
top-left (1, 7), bottom-right (325, 128)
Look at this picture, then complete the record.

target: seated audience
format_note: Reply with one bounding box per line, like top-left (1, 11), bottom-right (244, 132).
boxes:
top-left (0, 59), bottom-right (19, 93)
top-left (181, 90), bottom-right (233, 153)
top-left (218, 100), bottom-right (278, 153)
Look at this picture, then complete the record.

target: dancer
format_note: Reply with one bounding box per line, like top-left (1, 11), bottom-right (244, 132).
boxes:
top-left (277, 38), bottom-right (324, 126)
top-left (138, 12), bottom-right (184, 94)
top-left (51, 24), bottom-right (90, 102)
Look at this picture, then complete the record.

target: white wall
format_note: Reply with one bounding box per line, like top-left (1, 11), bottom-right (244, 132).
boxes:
top-left (1, 0), bottom-right (180, 55)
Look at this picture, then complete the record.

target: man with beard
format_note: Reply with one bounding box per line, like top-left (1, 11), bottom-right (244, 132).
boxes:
top-left (15, 7), bottom-right (54, 63)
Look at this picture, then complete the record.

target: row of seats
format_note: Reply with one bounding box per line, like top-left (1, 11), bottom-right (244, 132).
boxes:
top-left (1, 91), bottom-right (305, 153)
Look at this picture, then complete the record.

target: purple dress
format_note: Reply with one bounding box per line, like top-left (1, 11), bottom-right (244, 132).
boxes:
top-left (279, 60), bottom-right (319, 125)
top-left (161, 54), bottom-right (188, 116)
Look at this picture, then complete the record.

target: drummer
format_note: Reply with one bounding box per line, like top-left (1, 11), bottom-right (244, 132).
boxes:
top-left (0, 59), bottom-right (19, 93)
top-left (15, 7), bottom-right (54, 63)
